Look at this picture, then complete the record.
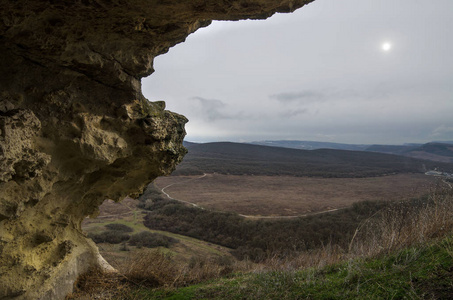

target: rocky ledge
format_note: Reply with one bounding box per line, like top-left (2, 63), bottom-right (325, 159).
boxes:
top-left (0, 0), bottom-right (313, 299)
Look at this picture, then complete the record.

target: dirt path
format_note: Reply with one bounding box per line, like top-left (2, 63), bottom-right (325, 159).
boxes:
top-left (237, 208), bottom-right (343, 219)
top-left (159, 173), bottom-right (345, 219)
top-left (443, 179), bottom-right (452, 189)
top-left (425, 172), bottom-right (453, 189)
top-left (160, 174), bottom-right (207, 208)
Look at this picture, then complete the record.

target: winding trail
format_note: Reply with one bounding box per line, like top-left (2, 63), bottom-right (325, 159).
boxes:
top-left (159, 173), bottom-right (345, 219)
top-left (160, 173), bottom-right (207, 208)
top-left (237, 208), bottom-right (342, 219)
top-left (425, 171), bottom-right (453, 189)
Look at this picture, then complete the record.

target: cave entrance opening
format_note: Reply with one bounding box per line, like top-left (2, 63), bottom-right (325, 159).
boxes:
top-left (82, 0), bottom-right (453, 292)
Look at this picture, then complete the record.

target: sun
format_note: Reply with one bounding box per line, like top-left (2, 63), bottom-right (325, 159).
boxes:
top-left (382, 42), bottom-right (392, 52)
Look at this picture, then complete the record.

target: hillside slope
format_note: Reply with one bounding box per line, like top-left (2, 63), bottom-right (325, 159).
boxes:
top-left (174, 142), bottom-right (453, 177)
top-left (132, 236), bottom-right (453, 299)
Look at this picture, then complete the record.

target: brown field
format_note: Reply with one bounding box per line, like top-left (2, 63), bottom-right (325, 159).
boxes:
top-left (154, 174), bottom-right (439, 217)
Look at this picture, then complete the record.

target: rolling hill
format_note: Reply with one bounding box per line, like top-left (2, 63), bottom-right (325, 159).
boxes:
top-left (366, 142), bottom-right (453, 163)
top-left (250, 140), bottom-right (453, 163)
top-left (173, 142), bottom-right (453, 177)
top-left (250, 140), bottom-right (369, 151)
top-left (402, 143), bottom-right (453, 163)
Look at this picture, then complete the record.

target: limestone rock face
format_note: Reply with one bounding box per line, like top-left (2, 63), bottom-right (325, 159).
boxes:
top-left (0, 0), bottom-right (313, 298)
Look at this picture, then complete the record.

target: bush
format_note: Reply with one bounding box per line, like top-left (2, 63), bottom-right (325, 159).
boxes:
top-left (143, 199), bottom-right (389, 261)
top-left (128, 231), bottom-right (178, 248)
top-left (89, 231), bottom-right (130, 244)
top-left (105, 223), bottom-right (134, 233)
top-left (139, 184), bottom-right (165, 201)
top-left (137, 183), bottom-right (169, 210)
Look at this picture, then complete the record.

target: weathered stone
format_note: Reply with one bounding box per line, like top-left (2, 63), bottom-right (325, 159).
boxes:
top-left (0, 0), bottom-right (313, 298)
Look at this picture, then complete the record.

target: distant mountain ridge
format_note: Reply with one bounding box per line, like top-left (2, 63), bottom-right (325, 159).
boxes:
top-left (403, 143), bottom-right (453, 163)
top-left (250, 140), bottom-right (369, 151)
top-left (249, 140), bottom-right (453, 163)
top-left (175, 141), bottom-right (453, 177)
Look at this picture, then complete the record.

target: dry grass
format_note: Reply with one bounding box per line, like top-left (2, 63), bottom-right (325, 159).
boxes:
top-left (66, 268), bottom-right (130, 299)
top-left (69, 250), bottom-right (259, 298)
top-left (121, 250), bottom-right (179, 287)
top-left (350, 187), bottom-right (453, 257)
top-left (67, 251), bottom-right (255, 299)
top-left (155, 174), bottom-right (437, 216)
top-left (121, 249), bottom-right (255, 288)
top-left (255, 187), bottom-right (453, 272)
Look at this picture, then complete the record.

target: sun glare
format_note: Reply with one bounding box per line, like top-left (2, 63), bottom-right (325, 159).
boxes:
top-left (382, 42), bottom-right (392, 51)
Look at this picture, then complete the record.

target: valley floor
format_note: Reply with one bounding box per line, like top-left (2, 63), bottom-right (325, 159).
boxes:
top-left (154, 173), bottom-right (437, 216)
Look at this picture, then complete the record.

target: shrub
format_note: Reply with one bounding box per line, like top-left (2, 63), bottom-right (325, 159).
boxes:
top-left (139, 184), bottom-right (165, 201)
top-left (105, 223), bottom-right (134, 233)
top-left (128, 231), bottom-right (178, 248)
top-left (88, 231), bottom-right (130, 244)
top-left (143, 198), bottom-right (389, 261)
top-left (137, 183), bottom-right (171, 210)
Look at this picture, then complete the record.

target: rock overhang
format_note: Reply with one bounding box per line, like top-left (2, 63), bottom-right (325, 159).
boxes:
top-left (0, 0), bottom-right (314, 298)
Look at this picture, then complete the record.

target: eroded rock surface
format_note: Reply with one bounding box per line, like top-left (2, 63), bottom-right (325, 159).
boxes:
top-left (0, 0), bottom-right (313, 298)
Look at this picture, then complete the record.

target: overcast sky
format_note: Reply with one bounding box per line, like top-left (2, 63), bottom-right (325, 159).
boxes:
top-left (142, 0), bottom-right (453, 145)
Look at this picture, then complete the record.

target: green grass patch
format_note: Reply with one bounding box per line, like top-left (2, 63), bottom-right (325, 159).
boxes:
top-left (84, 216), bottom-right (228, 257)
top-left (124, 236), bottom-right (453, 299)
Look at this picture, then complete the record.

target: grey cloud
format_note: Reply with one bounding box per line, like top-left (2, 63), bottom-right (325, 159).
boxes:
top-left (270, 90), bottom-right (325, 103)
top-left (431, 125), bottom-right (453, 137)
top-left (269, 83), bottom-right (402, 105)
top-left (142, 0), bottom-right (453, 145)
top-left (190, 96), bottom-right (246, 122)
top-left (280, 108), bottom-right (309, 118)
top-left (269, 88), bottom-right (363, 105)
